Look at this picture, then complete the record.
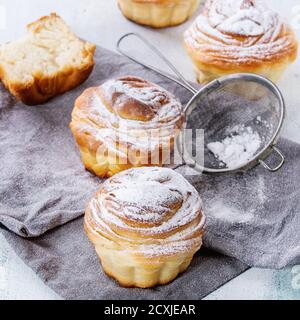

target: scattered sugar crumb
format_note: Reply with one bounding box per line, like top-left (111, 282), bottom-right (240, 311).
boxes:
top-left (207, 125), bottom-right (261, 169)
top-left (208, 200), bottom-right (254, 223)
top-left (255, 115), bottom-right (271, 129)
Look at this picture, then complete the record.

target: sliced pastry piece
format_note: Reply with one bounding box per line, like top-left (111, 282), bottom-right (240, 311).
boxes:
top-left (70, 76), bottom-right (184, 178)
top-left (85, 166), bottom-right (206, 288)
top-left (184, 0), bottom-right (298, 83)
top-left (0, 13), bottom-right (96, 105)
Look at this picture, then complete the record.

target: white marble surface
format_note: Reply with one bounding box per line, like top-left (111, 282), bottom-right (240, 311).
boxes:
top-left (0, 0), bottom-right (300, 300)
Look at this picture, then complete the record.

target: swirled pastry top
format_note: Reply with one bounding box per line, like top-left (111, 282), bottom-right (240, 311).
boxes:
top-left (184, 0), bottom-right (298, 68)
top-left (71, 76), bottom-right (184, 153)
top-left (85, 167), bottom-right (206, 257)
top-left (73, 76), bottom-right (183, 127)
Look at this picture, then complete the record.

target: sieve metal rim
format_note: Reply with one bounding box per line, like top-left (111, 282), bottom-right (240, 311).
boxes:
top-left (180, 73), bottom-right (286, 174)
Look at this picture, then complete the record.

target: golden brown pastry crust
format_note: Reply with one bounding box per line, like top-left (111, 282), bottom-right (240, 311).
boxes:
top-left (85, 167), bottom-right (206, 288)
top-left (0, 13), bottom-right (96, 105)
top-left (118, 0), bottom-right (200, 28)
top-left (184, 0), bottom-right (298, 83)
top-left (70, 76), bottom-right (184, 178)
top-left (1, 63), bottom-right (95, 106)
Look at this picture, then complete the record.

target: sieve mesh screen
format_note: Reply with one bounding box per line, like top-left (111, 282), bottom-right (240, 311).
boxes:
top-left (185, 79), bottom-right (282, 170)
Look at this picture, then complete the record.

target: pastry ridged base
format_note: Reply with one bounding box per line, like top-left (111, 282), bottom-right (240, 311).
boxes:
top-left (196, 65), bottom-right (289, 84)
top-left (99, 248), bottom-right (193, 288)
top-left (188, 57), bottom-right (292, 84)
top-left (118, 0), bottom-right (200, 28)
top-left (77, 145), bottom-right (166, 178)
top-left (85, 222), bottom-right (199, 288)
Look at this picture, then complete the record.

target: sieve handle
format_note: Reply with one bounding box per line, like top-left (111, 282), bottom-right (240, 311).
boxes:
top-left (259, 146), bottom-right (285, 172)
top-left (117, 33), bottom-right (198, 95)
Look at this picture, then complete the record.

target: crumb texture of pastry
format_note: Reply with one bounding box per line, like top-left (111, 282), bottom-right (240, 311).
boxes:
top-left (0, 13), bottom-right (96, 105)
top-left (85, 167), bottom-right (206, 288)
top-left (184, 0), bottom-right (298, 83)
top-left (118, 0), bottom-right (200, 28)
top-left (70, 76), bottom-right (184, 178)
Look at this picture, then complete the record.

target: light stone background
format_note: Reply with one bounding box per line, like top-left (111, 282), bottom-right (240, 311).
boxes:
top-left (0, 0), bottom-right (300, 300)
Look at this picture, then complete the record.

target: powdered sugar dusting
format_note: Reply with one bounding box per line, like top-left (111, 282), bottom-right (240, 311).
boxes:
top-left (74, 77), bottom-right (184, 158)
top-left (87, 167), bottom-right (205, 257)
top-left (98, 77), bottom-right (183, 129)
top-left (209, 0), bottom-right (269, 37)
top-left (207, 125), bottom-right (261, 169)
top-left (111, 183), bottom-right (183, 221)
top-left (208, 200), bottom-right (254, 223)
top-left (184, 0), bottom-right (295, 64)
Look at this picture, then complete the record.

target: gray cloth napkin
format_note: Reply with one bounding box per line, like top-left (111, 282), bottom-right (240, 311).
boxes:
top-left (182, 138), bottom-right (300, 269)
top-left (0, 47), bottom-right (192, 238)
top-left (1, 218), bottom-right (248, 300)
top-left (0, 45), bottom-right (299, 300)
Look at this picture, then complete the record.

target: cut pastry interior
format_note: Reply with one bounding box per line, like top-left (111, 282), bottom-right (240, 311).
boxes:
top-left (85, 166), bottom-right (206, 288)
top-left (0, 13), bottom-right (96, 105)
top-left (184, 0), bottom-right (298, 83)
top-left (118, 0), bottom-right (201, 28)
top-left (70, 76), bottom-right (185, 178)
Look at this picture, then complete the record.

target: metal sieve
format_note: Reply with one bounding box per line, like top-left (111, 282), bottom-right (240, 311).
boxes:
top-left (117, 33), bottom-right (286, 174)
